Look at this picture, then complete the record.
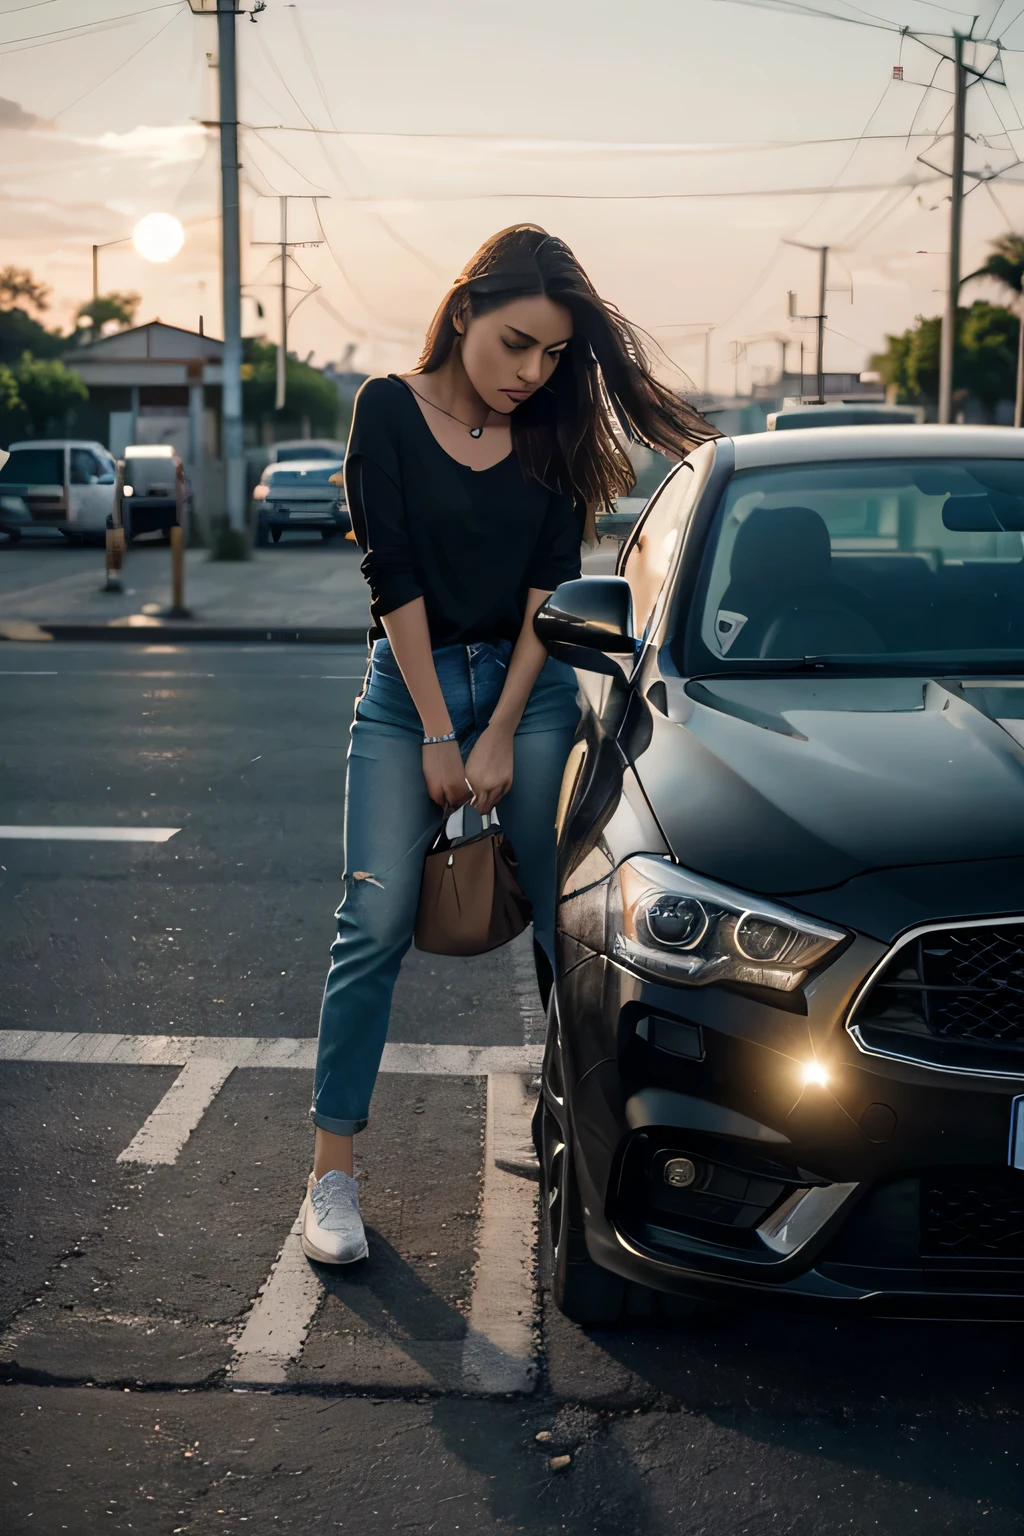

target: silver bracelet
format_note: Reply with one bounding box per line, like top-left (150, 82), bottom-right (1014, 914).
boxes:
top-left (423, 730), bottom-right (457, 745)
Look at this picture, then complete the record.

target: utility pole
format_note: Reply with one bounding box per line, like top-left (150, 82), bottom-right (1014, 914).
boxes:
top-left (815, 246), bottom-right (828, 406)
top-left (786, 241), bottom-right (829, 405)
top-left (938, 34), bottom-right (967, 426)
top-left (190, 0), bottom-right (245, 535)
top-left (217, 0), bottom-right (244, 533)
top-left (251, 196), bottom-right (323, 417)
top-left (277, 196), bottom-right (287, 411)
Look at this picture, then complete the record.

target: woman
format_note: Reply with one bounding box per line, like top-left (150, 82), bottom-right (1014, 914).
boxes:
top-left (301, 224), bottom-right (715, 1264)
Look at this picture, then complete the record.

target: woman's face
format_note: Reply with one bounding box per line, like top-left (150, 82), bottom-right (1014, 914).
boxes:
top-left (456, 294), bottom-right (573, 415)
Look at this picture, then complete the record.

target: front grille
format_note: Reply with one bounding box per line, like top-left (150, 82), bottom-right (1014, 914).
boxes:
top-left (921, 1170), bottom-right (1024, 1260)
top-left (852, 921), bottom-right (1024, 1067)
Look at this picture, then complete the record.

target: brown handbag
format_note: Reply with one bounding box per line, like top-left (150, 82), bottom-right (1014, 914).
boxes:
top-left (414, 806), bottom-right (532, 956)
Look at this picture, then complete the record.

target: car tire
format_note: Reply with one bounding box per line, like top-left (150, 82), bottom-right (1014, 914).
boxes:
top-left (271, 527), bottom-right (282, 544)
top-left (3, 528), bottom-right (21, 546)
top-left (256, 522), bottom-right (269, 548)
top-left (538, 1094), bottom-right (625, 1325)
top-left (536, 995), bottom-right (707, 1329)
top-left (320, 528), bottom-right (336, 541)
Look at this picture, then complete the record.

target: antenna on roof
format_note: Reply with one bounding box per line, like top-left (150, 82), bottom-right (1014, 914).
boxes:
top-left (199, 315), bottom-right (204, 337)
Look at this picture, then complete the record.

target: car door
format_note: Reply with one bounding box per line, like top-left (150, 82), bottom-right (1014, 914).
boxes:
top-left (68, 448), bottom-right (114, 530)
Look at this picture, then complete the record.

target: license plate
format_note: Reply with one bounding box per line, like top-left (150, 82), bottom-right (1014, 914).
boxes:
top-left (287, 509), bottom-right (329, 521)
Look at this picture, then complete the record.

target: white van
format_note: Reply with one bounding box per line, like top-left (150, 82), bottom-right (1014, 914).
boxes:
top-left (0, 439), bottom-right (118, 543)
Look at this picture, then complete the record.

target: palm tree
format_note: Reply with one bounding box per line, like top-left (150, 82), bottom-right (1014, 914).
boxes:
top-left (963, 234), bottom-right (1024, 427)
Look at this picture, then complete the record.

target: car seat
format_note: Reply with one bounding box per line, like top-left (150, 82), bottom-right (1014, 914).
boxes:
top-left (716, 505), bottom-right (885, 659)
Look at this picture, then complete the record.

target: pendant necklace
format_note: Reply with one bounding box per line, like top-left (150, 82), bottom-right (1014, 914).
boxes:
top-left (404, 382), bottom-right (487, 438)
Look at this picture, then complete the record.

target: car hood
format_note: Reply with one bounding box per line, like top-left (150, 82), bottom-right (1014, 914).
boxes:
top-left (632, 674), bottom-right (1024, 897)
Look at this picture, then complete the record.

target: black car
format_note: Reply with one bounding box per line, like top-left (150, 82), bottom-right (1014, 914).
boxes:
top-left (533, 424), bottom-right (1024, 1324)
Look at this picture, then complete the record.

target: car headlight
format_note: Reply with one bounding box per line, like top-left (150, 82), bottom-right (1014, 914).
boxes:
top-left (610, 855), bottom-right (845, 992)
top-left (253, 484), bottom-right (269, 501)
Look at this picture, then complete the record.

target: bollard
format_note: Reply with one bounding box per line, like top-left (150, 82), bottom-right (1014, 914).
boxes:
top-left (103, 526), bottom-right (124, 593)
top-left (166, 523), bottom-right (191, 618)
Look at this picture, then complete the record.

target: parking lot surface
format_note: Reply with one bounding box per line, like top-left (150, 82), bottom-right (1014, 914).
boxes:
top-left (1, 643), bottom-right (1021, 1534)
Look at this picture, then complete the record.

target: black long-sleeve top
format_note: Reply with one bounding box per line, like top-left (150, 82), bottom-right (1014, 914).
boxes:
top-left (344, 375), bottom-right (583, 646)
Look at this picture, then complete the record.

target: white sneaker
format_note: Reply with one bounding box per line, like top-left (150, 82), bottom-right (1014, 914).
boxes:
top-left (300, 1169), bottom-right (369, 1265)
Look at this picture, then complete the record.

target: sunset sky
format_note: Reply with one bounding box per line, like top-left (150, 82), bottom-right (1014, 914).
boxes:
top-left (5, 0), bottom-right (1024, 392)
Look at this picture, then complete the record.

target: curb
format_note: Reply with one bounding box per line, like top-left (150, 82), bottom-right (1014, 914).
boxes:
top-left (0, 621), bottom-right (368, 645)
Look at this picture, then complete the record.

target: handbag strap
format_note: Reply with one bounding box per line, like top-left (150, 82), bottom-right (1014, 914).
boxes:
top-left (431, 804), bottom-right (501, 854)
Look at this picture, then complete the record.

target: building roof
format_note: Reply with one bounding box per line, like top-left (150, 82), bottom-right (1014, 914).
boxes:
top-left (64, 320), bottom-right (224, 389)
top-left (68, 319), bottom-right (224, 363)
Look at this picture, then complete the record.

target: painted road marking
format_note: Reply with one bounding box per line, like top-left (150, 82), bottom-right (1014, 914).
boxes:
top-left (0, 670), bottom-right (59, 675)
top-left (230, 1211), bottom-right (323, 1387)
top-left (116, 1056), bottom-right (236, 1166)
top-left (0, 826), bottom-right (181, 842)
top-left (0, 1031), bottom-right (545, 1395)
top-left (0, 1031), bottom-right (542, 1074)
top-left (462, 1073), bottom-right (539, 1394)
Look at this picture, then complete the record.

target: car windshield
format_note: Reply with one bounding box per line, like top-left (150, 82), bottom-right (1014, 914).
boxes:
top-left (685, 457), bottom-right (1024, 674)
top-left (266, 464), bottom-right (341, 487)
top-left (0, 448), bottom-right (63, 485)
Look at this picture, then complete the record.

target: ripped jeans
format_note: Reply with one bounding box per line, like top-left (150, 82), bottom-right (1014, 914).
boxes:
top-left (312, 638), bottom-right (580, 1135)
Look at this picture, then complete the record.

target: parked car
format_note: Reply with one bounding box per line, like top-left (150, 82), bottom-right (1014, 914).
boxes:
top-left (534, 424), bottom-right (1024, 1324)
top-left (117, 444), bottom-right (189, 542)
top-left (0, 439), bottom-right (117, 543)
top-left (266, 438), bottom-right (347, 465)
top-left (768, 404), bottom-right (924, 430)
top-left (253, 457), bottom-right (350, 545)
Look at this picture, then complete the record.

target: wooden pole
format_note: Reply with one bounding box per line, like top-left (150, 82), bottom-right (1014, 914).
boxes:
top-left (166, 463), bottom-right (191, 618)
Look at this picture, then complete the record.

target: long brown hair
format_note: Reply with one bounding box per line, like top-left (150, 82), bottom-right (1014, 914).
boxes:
top-left (416, 224), bottom-right (718, 535)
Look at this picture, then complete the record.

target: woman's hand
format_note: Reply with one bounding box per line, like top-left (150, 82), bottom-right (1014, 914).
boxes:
top-left (421, 739), bottom-right (473, 809)
top-left (464, 722), bottom-right (515, 816)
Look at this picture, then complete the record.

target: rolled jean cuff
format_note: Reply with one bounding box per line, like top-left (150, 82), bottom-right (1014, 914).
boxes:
top-left (311, 1109), bottom-right (368, 1136)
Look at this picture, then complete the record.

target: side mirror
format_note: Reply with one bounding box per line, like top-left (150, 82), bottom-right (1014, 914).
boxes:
top-left (534, 577), bottom-right (635, 674)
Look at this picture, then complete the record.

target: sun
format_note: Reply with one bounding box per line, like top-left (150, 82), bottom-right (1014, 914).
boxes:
top-left (132, 213), bottom-right (185, 264)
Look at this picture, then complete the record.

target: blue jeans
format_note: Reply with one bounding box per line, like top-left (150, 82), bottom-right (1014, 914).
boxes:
top-left (312, 639), bottom-right (580, 1134)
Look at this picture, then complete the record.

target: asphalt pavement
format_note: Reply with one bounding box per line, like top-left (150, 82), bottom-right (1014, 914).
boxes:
top-left (1, 642), bottom-right (1022, 1535)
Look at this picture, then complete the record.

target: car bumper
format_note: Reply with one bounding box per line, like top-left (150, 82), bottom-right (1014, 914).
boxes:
top-left (257, 501), bottom-right (351, 532)
top-left (557, 948), bottom-right (1024, 1317)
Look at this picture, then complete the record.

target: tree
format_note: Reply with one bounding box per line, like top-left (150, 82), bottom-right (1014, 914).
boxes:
top-left (73, 291), bottom-right (140, 341)
top-left (0, 352), bottom-right (88, 442)
top-left (0, 305), bottom-right (67, 366)
top-left (241, 337), bottom-right (341, 436)
top-left (0, 265), bottom-right (51, 314)
top-left (962, 233), bottom-right (1024, 426)
top-left (870, 300), bottom-right (1017, 418)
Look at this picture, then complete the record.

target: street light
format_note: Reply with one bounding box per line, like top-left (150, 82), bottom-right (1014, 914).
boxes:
top-left (91, 214), bottom-right (186, 302)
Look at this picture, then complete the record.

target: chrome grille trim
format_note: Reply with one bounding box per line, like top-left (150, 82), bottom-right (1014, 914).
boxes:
top-left (846, 915), bottom-right (1024, 1081)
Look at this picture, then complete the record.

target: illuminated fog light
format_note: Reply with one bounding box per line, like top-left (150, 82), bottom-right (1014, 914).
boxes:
top-left (801, 1061), bottom-right (829, 1089)
top-left (664, 1157), bottom-right (698, 1188)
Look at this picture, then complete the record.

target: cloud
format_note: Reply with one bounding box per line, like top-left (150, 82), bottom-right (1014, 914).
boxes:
top-left (90, 124), bottom-right (207, 166)
top-left (0, 96), bottom-right (50, 131)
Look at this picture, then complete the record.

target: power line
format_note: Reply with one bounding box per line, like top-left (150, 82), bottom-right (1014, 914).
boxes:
top-left (328, 178), bottom-right (935, 202)
top-left (238, 123), bottom-right (951, 150)
top-left (53, 5), bottom-right (183, 117)
top-left (704, 0), bottom-right (900, 33)
top-left (0, 0), bottom-right (178, 53)
top-left (290, 4), bottom-right (336, 131)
